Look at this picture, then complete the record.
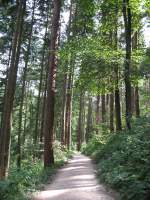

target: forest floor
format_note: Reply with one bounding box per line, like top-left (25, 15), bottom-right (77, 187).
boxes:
top-left (33, 153), bottom-right (118, 200)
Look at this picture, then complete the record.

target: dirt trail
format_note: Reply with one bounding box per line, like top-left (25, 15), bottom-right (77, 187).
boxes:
top-left (34, 154), bottom-right (118, 200)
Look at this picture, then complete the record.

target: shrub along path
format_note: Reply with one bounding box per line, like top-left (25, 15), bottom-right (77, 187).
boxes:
top-left (33, 154), bottom-right (118, 200)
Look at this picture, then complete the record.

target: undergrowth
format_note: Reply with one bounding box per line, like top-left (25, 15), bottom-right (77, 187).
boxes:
top-left (82, 116), bottom-right (150, 200)
top-left (0, 141), bottom-right (74, 200)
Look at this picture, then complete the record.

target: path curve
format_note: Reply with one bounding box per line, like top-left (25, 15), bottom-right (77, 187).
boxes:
top-left (34, 154), bottom-right (118, 200)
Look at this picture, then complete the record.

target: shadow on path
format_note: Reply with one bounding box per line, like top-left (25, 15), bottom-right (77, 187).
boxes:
top-left (33, 154), bottom-right (118, 200)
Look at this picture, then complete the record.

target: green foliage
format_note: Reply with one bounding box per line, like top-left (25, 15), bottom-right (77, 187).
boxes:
top-left (140, 47), bottom-right (150, 78)
top-left (82, 125), bottom-right (111, 156)
top-left (0, 142), bottom-right (74, 200)
top-left (72, 0), bottom-right (95, 35)
top-left (83, 116), bottom-right (150, 200)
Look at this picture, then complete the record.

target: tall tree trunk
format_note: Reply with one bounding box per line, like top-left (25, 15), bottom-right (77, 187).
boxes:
top-left (101, 94), bottom-right (106, 123)
top-left (123, 0), bottom-right (132, 130)
top-left (132, 31), bottom-right (140, 118)
top-left (61, 72), bottom-right (67, 145)
top-left (0, 0), bottom-right (26, 179)
top-left (77, 92), bottom-right (84, 151)
top-left (95, 95), bottom-right (100, 134)
top-left (86, 97), bottom-right (93, 143)
top-left (106, 94), bottom-right (109, 106)
top-left (22, 81), bottom-right (29, 145)
top-left (131, 87), bottom-right (135, 115)
top-left (135, 86), bottom-right (140, 117)
top-left (81, 94), bottom-right (85, 143)
top-left (40, 78), bottom-right (47, 142)
top-left (114, 3), bottom-right (122, 131)
top-left (22, 93), bottom-right (27, 144)
top-left (62, 1), bottom-right (73, 148)
top-left (65, 66), bottom-right (74, 149)
top-left (67, 86), bottom-right (73, 149)
top-left (1, 46), bottom-right (12, 127)
top-left (96, 95), bottom-right (100, 124)
top-left (114, 85), bottom-right (122, 131)
top-left (44, 0), bottom-right (61, 167)
top-left (17, 0), bottom-right (35, 169)
top-left (109, 93), bottom-right (114, 132)
top-left (34, 11), bottom-right (49, 145)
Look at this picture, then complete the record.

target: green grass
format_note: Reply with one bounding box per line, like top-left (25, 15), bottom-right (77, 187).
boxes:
top-left (82, 116), bottom-right (150, 200)
top-left (0, 142), bottom-right (74, 200)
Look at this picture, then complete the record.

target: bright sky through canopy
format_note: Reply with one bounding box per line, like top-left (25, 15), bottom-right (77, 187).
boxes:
top-left (62, 11), bottom-right (150, 47)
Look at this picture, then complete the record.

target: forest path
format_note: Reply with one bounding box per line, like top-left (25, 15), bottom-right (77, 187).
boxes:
top-left (33, 154), bottom-right (118, 200)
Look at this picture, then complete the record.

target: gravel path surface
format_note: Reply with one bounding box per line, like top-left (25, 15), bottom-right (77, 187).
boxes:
top-left (34, 154), bottom-right (118, 200)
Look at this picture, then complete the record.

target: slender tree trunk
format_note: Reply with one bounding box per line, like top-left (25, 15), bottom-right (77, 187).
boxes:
top-left (131, 87), bottom-right (135, 115)
top-left (22, 95), bottom-right (27, 144)
top-left (106, 94), bottom-right (109, 106)
top-left (22, 81), bottom-right (29, 146)
top-left (40, 79), bottom-right (47, 142)
top-left (0, 46), bottom-right (12, 127)
top-left (109, 93), bottom-right (114, 132)
top-left (132, 31), bottom-right (140, 118)
top-left (40, 57), bottom-right (50, 143)
top-left (17, 0), bottom-right (35, 169)
top-left (123, 0), bottom-right (132, 129)
top-left (101, 94), bottom-right (106, 123)
top-left (67, 85), bottom-right (73, 149)
top-left (61, 72), bottom-right (67, 145)
top-left (29, 92), bottom-right (34, 134)
top-left (65, 66), bottom-right (74, 149)
top-left (115, 85), bottom-right (122, 131)
top-left (114, 3), bottom-right (122, 131)
top-left (86, 97), bottom-right (92, 143)
top-left (0, 0), bottom-right (26, 179)
top-left (81, 94), bottom-right (85, 143)
top-left (44, 0), bottom-right (61, 167)
top-left (62, 1), bottom-right (73, 148)
top-left (7, 41), bottom-right (12, 69)
top-left (77, 92), bottom-right (83, 151)
top-left (0, 17), bottom-right (15, 127)
top-left (34, 12), bottom-right (49, 145)
top-left (95, 95), bottom-right (100, 134)
top-left (96, 95), bottom-right (100, 124)
top-left (135, 86), bottom-right (140, 117)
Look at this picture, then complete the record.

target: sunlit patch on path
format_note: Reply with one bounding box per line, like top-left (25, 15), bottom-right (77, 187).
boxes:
top-left (34, 154), bottom-right (117, 200)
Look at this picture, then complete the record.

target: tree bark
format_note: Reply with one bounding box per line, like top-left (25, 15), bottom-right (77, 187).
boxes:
top-left (96, 95), bottom-right (100, 124)
top-left (0, 0), bottom-right (26, 179)
top-left (114, 3), bottom-right (122, 131)
top-left (132, 31), bottom-right (140, 118)
top-left (115, 86), bottom-right (122, 131)
top-left (62, 1), bottom-right (74, 148)
top-left (34, 9), bottom-right (49, 145)
top-left (86, 97), bottom-right (93, 143)
top-left (65, 66), bottom-right (74, 149)
top-left (61, 0), bottom-right (73, 148)
top-left (81, 94), bottom-right (85, 143)
top-left (123, 0), bottom-right (132, 129)
top-left (106, 94), bottom-right (109, 106)
top-left (17, 0), bottom-right (35, 169)
top-left (61, 72), bottom-right (67, 145)
top-left (135, 86), bottom-right (140, 117)
top-left (131, 87), bottom-right (135, 115)
top-left (109, 93), bottom-right (114, 132)
top-left (95, 95), bottom-right (100, 134)
top-left (44, 0), bottom-right (61, 167)
top-left (40, 76), bottom-right (47, 143)
top-left (101, 94), bottom-right (106, 123)
top-left (77, 92), bottom-right (84, 151)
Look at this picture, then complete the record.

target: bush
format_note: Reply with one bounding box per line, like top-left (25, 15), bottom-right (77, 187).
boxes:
top-left (83, 116), bottom-right (150, 200)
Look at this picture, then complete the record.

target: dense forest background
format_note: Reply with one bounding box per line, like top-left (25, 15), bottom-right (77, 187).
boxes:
top-left (0, 0), bottom-right (150, 199)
